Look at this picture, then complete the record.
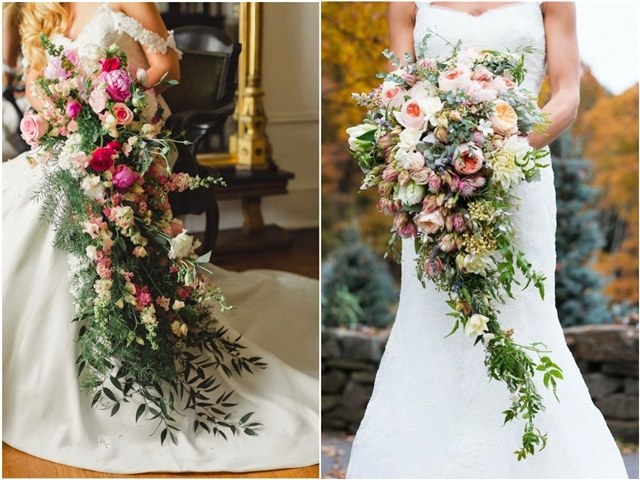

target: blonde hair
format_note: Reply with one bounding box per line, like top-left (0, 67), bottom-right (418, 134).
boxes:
top-left (20, 2), bottom-right (70, 73)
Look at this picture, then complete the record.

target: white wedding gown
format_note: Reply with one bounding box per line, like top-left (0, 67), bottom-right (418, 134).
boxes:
top-left (347, 3), bottom-right (628, 478)
top-left (2, 5), bottom-right (318, 474)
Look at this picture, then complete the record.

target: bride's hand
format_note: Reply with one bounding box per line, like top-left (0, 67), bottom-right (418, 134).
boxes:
top-left (118, 2), bottom-right (180, 93)
top-left (529, 2), bottom-right (580, 149)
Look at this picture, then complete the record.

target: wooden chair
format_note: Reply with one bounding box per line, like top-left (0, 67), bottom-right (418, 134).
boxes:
top-left (163, 26), bottom-right (241, 253)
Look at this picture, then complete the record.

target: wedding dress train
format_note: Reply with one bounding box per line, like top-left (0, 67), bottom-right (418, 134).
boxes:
top-left (2, 4), bottom-right (318, 474)
top-left (347, 3), bottom-right (628, 478)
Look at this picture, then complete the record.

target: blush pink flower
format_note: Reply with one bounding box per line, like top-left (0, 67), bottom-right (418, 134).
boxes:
top-left (112, 164), bottom-right (136, 190)
top-left (20, 112), bottom-right (48, 146)
top-left (65, 100), bottom-right (82, 119)
top-left (134, 284), bottom-right (153, 311)
top-left (394, 212), bottom-right (417, 238)
top-left (89, 86), bottom-right (109, 113)
top-left (452, 143), bottom-right (484, 175)
top-left (104, 69), bottom-right (132, 102)
top-left (112, 103), bottom-right (134, 125)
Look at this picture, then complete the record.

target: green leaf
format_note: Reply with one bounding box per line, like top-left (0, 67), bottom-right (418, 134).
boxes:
top-left (239, 412), bottom-right (254, 425)
top-left (103, 388), bottom-right (117, 402)
top-left (135, 404), bottom-right (146, 422)
top-left (160, 428), bottom-right (168, 446)
top-left (110, 402), bottom-right (120, 417)
top-left (244, 428), bottom-right (258, 436)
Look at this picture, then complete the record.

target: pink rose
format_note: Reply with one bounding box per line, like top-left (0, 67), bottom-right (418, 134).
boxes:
top-left (471, 66), bottom-right (493, 82)
top-left (65, 101), bottom-right (82, 119)
top-left (90, 147), bottom-right (116, 172)
top-left (453, 143), bottom-right (484, 175)
top-left (415, 209), bottom-right (445, 234)
top-left (104, 69), bottom-right (132, 102)
top-left (101, 57), bottom-right (121, 72)
top-left (395, 100), bottom-right (426, 130)
top-left (89, 87), bottom-right (108, 113)
top-left (112, 164), bottom-right (136, 190)
top-left (112, 103), bottom-right (134, 125)
top-left (20, 112), bottom-right (48, 146)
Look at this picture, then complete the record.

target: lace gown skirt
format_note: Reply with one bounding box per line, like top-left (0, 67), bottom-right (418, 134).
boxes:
top-left (3, 155), bottom-right (319, 473)
top-left (346, 162), bottom-right (628, 478)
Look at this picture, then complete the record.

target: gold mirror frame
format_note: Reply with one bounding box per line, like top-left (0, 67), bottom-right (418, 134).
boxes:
top-left (197, 3), bottom-right (271, 170)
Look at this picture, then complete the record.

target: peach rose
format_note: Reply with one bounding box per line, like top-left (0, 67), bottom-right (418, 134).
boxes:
top-left (415, 209), bottom-right (445, 235)
top-left (438, 66), bottom-right (471, 93)
top-left (452, 143), bottom-right (484, 175)
top-left (112, 102), bottom-right (134, 125)
top-left (488, 100), bottom-right (518, 136)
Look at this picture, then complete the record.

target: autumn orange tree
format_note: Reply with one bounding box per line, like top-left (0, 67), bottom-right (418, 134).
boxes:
top-left (321, 2), bottom-right (390, 253)
top-left (584, 85), bottom-right (639, 305)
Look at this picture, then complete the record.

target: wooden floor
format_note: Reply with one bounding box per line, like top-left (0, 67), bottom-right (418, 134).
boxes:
top-left (3, 228), bottom-right (320, 478)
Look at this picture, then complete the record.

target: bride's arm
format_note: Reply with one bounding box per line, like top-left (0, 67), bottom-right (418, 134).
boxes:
top-left (528, 2), bottom-right (580, 149)
top-left (117, 2), bottom-right (180, 93)
top-left (388, 3), bottom-right (417, 70)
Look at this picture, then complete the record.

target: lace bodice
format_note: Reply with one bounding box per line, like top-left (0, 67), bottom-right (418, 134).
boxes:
top-left (414, 2), bottom-right (546, 94)
top-left (24, 3), bottom-right (182, 73)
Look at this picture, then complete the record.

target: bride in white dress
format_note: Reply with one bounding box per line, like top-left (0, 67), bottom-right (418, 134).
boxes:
top-left (3, 2), bottom-right (318, 474)
top-left (347, 2), bottom-right (629, 478)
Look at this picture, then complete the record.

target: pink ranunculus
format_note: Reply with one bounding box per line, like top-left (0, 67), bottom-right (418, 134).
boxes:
top-left (89, 147), bottom-right (116, 172)
top-left (65, 100), bottom-right (82, 119)
top-left (452, 213), bottom-right (466, 232)
top-left (112, 164), bottom-right (136, 190)
top-left (101, 57), bottom-right (121, 72)
top-left (377, 197), bottom-right (400, 216)
top-left (428, 173), bottom-right (443, 193)
top-left (415, 209), bottom-right (445, 235)
top-left (452, 143), bottom-right (484, 175)
top-left (112, 102), bottom-right (134, 125)
top-left (471, 65), bottom-right (493, 82)
top-left (104, 69), bottom-right (132, 102)
top-left (89, 86), bottom-right (109, 113)
top-left (20, 112), bottom-right (48, 146)
top-left (106, 140), bottom-right (122, 151)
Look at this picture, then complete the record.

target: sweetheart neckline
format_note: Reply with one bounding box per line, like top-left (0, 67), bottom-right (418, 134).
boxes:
top-left (424, 2), bottom-right (538, 18)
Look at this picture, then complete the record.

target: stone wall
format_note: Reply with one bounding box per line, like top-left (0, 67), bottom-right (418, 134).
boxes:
top-left (321, 324), bottom-right (638, 442)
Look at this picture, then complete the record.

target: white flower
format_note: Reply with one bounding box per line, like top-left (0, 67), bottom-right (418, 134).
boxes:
top-left (395, 150), bottom-right (425, 171)
top-left (168, 231), bottom-right (194, 259)
top-left (141, 305), bottom-right (157, 325)
top-left (346, 123), bottom-right (377, 151)
top-left (477, 119), bottom-right (494, 137)
top-left (85, 245), bottom-right (98, 260)
top-left (397, 127), bottom-right (422, 150)
top-left (502, 135), bottom-right (533, 162)
top-left (172, 300), bottom-right (185, 311)
top-left (457, 48), bottom-right (481, 68)
top-left (439, 66), bottom-right (472, 93)
top-left (510, 393), bottom-right (521, 404)
top-left (482, 332), bottom-right (496, 347)
top-left (462, 252), bottom-right (496, 276)
top-left (488, 150), bottom-right (525, 190)
top-left (465, 313), bottom-right (489, 337)
top-left (81, 175), bottom-right (106, 200)
top-left (394, 182), bottom-right (425, 206)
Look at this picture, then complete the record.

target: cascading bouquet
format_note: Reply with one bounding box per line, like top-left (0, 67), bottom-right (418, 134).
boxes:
top-left (21, 34), bottom-right (266, 445)
top-left (347, 33), bottom-right (564, 460)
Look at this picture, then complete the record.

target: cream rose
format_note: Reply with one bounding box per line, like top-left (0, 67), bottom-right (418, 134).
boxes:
top-left (489, 100), bottom-right (518, 136)
top-left (415, 209), bottom-right (445, 235)
top-left (168, 231), bottom-right (194, 259)
top-left (465, 314), bottom-right (489, 337)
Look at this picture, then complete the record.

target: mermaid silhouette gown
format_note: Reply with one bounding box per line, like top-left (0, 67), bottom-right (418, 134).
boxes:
top-left (346, 3), bottom-right (628, 478)
top-left (3, 4), bottom-right (318, 474)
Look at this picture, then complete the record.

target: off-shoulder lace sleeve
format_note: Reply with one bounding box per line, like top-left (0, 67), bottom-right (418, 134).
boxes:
top-left (110, 10), bottom-right (183, 59)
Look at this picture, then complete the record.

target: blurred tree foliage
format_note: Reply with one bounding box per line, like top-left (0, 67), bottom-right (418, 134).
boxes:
top-left (321, 230), bottom-right (397, 329)
top-left (584, 85), bottom-right (639, 305)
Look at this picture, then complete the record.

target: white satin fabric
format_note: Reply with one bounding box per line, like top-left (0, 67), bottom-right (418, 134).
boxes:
top-left (2, 5), bottom-right (318, 474)
top-left (347, 3), bottom-right (628, 478)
